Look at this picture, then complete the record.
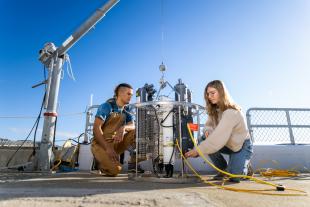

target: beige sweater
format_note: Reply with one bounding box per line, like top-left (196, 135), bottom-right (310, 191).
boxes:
top-left (198, 109), bottom-right (250, 154)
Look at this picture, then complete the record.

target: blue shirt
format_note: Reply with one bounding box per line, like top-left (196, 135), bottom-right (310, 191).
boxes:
top-left (95, 101), bottom-right (133, 124)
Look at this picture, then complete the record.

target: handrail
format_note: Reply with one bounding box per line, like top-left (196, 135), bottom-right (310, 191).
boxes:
top-left (246, 108), bottom-right (310, 145)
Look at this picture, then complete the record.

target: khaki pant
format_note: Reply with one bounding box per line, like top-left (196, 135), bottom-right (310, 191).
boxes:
top-left (91, 130), bottom-right (135, 176)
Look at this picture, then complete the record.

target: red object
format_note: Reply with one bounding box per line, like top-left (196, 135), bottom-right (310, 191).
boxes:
top-left (188, 123), bottom-right (198, 131)
top-left (44, 112), bottom-right (58, 117)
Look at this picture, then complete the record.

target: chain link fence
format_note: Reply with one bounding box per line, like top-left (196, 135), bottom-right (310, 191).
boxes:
top-left (246, 108), bottom-right (310, 145)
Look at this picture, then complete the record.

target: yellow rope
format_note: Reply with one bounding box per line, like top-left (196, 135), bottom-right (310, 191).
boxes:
top-left (176, 124), bottom-right (307, 196)
top-left (255, 160), bottom-right (301, 178)
top-left (259, 169), bottom-right (299, 177)
top-left (51, 159), bottom-right (62, 171)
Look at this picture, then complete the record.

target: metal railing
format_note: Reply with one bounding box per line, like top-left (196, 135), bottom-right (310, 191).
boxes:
top-left (246, 108), bottom-right (310, 145)
top-left (83, 105), bottom-right (100, 143)
top-left (83, 102), bottom-right (208, 143)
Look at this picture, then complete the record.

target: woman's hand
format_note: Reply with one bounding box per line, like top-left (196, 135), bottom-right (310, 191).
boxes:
top-left (185, 149), bottom-right (199, 158)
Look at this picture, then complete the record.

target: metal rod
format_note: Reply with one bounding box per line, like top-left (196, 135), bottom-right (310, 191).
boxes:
top-left (44, 64), bottom-right (53, 109)
top-left (135, 107), bottom-right (139, 178)
top-left (246, 111), bottom-right (254, 142)
top-left (31, 80), bottom-right (47, 88)
top-left (196, 105), bottom-right (201, 139)
top-left (84, 107), bottom-right (91, 143)
top-left (285, 110), bottom-right (295, 145)
top-left (178, 105), bottom-right (183, 178)
top-left (132, 101), bottom-right (205, 110)
top-left (57, 0), bottom-right (119, 56)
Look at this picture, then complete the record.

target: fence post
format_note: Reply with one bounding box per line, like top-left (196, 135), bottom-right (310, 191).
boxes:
top-left (285, 110), bottom-right (295, 145)
top-left (246, 109), bottom-right (254, 143)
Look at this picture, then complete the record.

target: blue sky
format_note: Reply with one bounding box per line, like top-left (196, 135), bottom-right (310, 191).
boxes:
top-left (0, 0), bottom-right (309, 142)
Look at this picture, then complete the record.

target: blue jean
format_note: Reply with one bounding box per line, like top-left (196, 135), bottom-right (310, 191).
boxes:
top-left (208, 139), bottom-right (253, 175)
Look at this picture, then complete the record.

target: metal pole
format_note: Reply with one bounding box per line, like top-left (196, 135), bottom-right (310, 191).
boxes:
top-left (84, 108), bottom-right (91, 143)
top-left (178, 105), bottom-right (183, 178)
top-left (38, 56), bottom-right (63, 171)
top-left (246, 109), bottom-right (254, 143)
top-left (44, 65), bottom-right (53, 109)
top-left (196, 105), bottom-right (201, 139)
top-left (57, 0), bottom-right (119, 56)
top-left (285, 110), bottom-right (295, 145)
top-left (135, 107), bottom-right (139, 178)
top-left (83, 94), bottom-right (94, 143)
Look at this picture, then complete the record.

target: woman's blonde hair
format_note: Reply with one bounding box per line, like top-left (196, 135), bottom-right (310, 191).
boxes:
top-left (204, 80), bottom-right (240, 125)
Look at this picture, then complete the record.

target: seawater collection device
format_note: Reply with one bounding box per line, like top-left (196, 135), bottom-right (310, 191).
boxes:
top-left (131, 63), bottom-right (206, 181)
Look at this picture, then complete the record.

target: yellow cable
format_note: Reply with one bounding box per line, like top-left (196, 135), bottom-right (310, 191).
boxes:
top-left (255, 160), bottom-right (300, 178)
top-left (175, 139), bottom-right (306, 196)
top-left (179, 124), bottom-right (307, 196)
top-left (260, 169), bottom-right (299, 177)
top-left (51, 159), bottom-right (62, 171)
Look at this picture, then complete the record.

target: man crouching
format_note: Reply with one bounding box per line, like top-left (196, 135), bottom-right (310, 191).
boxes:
top-left (92, 83), bottom-right (139, 176)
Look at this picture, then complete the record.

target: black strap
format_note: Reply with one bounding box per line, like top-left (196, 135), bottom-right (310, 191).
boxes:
top-left (106, 98), bottom-right (117, 113)
top-left (106, 98), bottom-right (129, 114)
top-left (106, 98), bottom-right (127, 124)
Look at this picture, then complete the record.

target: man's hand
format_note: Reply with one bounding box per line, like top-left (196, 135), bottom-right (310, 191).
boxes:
top-left (185, 149), bottom-right (199, 158)
top-left (106, 147), bottom-right (119, 163)
top-left (113, 126), bottom-right (126, 143)
top-left (205, 131), bottom-right (209, 138)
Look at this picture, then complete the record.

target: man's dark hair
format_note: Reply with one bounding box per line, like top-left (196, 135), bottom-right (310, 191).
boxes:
top-left (114, 83), bottom-right (133, 98)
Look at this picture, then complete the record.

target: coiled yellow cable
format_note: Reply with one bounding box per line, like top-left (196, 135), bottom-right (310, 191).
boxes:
top-left (259, 169), bottom-right (299, 177)
top-left (255, 160), bottom-right (302, 178)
